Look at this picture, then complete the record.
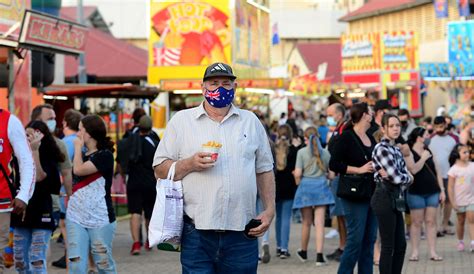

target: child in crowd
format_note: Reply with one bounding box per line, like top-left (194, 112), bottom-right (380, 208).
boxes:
top-left (447, 144), bottom-right (474, 252)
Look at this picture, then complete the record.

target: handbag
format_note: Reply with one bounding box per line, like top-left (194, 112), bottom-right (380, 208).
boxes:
top-left (148, 162), bottom-right (183, 252)
top-left (336, 131), bottom-right (373, 201)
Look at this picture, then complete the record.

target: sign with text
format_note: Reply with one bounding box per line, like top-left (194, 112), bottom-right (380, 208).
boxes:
top-left (19, 10), bottom-right (88, 55)
top-left (341, 33), bottom-right (381, 73)
top-left (381, 31), bottom-right (418, 71)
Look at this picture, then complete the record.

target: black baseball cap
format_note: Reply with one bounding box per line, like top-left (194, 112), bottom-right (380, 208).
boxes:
top-left (374, 99), bottom-right (392, 112)
top-left (203, 62), bottom-right (237, 81)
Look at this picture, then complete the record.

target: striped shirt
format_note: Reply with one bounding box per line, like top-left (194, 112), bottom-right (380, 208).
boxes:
top-left (153, 103), bottom-right (274, 231)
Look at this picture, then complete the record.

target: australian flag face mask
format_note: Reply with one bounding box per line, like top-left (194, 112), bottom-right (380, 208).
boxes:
top-left (204, 86), bottom-right (235, 108)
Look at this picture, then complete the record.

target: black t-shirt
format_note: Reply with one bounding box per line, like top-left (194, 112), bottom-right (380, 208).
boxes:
top-left (408, 148), bottom-right (441, 195)
top-left (11, 147), bottom-right (61, 230)
top-left (127, 134), bottom-right (159, 191)
top-left (72, 150), bottom-right (116, 224)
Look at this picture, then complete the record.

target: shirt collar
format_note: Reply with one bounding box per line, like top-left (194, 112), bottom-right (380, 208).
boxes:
top-left (194, 102), bottom-right (241, 121)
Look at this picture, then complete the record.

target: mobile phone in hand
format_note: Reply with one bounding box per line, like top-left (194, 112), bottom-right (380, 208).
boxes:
top-left (244, 219), bottom-right (262, 238)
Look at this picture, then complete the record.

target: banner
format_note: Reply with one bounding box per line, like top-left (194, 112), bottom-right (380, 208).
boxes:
top-left (289, 73), bottom-right (331, 97)
top-left (420, 63), bottom-right (450, 78)
top-left (341, 33), bottom-right (381, 73)
top-left (434, 0), bottom-right (448, 18)
top-left (420, 62), bottom-right (474, 78)
top-left (0, 0), bottom-right (30, 46)
top-left (448, 21), bottom-right (474, 64)
top-left (381, 31), bottom-right (418, 71)
top-left (457, 0), bottom-right (470, 17)
top-left (149, 1), bottom-right (231, 67)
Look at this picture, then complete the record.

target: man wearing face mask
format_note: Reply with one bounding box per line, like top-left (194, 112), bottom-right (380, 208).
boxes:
top-left (367, 99), bottom-right (392, 139)
top-left (326, 103), bottom-right (348, 261)
top-left (30, 104), bottom-right (72, 229)
top-left (429, 116), bottom-right (459, 236)
top-left (153, 63), bottom-right (275, 274)
top-left (398, 109), bottom-right (417, 141)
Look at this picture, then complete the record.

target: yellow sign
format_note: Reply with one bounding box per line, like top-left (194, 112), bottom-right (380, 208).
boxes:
top-left (341, 33), bottom-right (381, 73)
top-left (148, 0), bottom-right (231, 85)
top-left (380, 31), bottom-right (418, 71)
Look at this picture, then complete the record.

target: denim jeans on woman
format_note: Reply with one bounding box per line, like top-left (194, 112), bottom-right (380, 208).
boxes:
top-left (181, 218), bottom-right (258, 274)
top-left (13, 228), bottom-right (51, 274)
top-left (66, 220), bottom-right (117, 274)
top-left (275, 199), bottom-right (293, 250)
top-left (371, 185), bottom-right (406, 274)
top-left (337, 199), bottom-right (377, 274)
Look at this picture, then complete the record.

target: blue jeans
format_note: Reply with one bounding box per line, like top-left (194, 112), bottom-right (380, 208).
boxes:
top-left (66, 220), bottom-right (117, 274)
top-left (13, 228), bottom-right (52, 274)
top-left (181, 220), bottom-right (258, 274)
top-left (256, 197), bottom-right (270, 244)
top-left (275, 199), bottom-right (293, 250)
top-left (337, 199), bottom-right (378, 274)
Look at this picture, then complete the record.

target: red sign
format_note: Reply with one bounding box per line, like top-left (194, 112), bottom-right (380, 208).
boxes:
top-left (19, 10), bottom-right (88, 55)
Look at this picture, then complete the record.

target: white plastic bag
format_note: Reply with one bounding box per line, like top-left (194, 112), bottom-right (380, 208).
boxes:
top-left (148, 162), bottom-right (183, 252)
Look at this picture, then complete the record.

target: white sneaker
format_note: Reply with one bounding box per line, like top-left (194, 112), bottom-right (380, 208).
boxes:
top-left (325, 229), bottom-right (339, 239)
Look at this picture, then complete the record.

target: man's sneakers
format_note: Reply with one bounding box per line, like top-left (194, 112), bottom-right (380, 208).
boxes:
top-left (326, 248), bottom-right (343, 261)
top-left (261, 244), bottom-right (271, 264)
top-left (279, 250), bottom-right (291, 259)
top-left (144, 240), bottom-right (152, 252)
top-left (131, 242), bottom-right (141, 255)
top-left (296, 249), bottom-right (307, 262)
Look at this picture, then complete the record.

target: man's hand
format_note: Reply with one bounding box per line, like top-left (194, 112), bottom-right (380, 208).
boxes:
top-left (189, 152), bottom-right (216, 172)
top-left (248, 209), bottom-right (275, 237)
top-left (12, 198), bottom-right (27, 217)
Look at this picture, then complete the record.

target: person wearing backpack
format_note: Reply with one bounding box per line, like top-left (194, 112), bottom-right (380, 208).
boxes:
top-left (123, 116), bottom-right (160, 255)
top-left (11, 121), bottom-right (63, 273)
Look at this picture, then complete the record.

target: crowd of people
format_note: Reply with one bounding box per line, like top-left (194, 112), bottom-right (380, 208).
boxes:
top-left (258, 99), bottom-right (474, 274)
top-left (0, 61), bottom-right (473, 274)
top-left (0, 103), bottom-right (159, 273)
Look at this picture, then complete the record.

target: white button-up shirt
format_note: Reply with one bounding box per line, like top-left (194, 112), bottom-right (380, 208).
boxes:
top-left (153, 103), bottom-right (274, 231)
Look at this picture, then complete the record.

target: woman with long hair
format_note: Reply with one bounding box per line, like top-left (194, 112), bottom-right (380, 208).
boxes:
top-left (293, 127), bottom-right (333, 266)
top-left (66, 115), bottom-right (117, 273)
top-left (406, 127), bottom-right (444, 261)
top-left (273, 124), bottom-right (301, 259)
top-left (371, 113), bottom-right (413, 274)
top-left (329, 102), bottom-right (377, 274)
top-left (12, 121), bottom-right (64, 273)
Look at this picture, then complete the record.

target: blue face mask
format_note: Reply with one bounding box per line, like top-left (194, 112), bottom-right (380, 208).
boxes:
top-left (204, 86), bottom-right (235, 108)
top-left (327, 116), bottom-right (337, 127)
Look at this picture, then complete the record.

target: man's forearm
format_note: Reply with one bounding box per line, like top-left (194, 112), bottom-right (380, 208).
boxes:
top-left (154, 158), bottom-right (194, 181)
top-left (62, 169), bottom-right (73, 196)
top-left (256, 171), bottom-right (275, 213)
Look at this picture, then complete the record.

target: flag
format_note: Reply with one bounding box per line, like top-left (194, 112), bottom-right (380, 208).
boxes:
top-left (458, 0), bottom-right (470, 17)
top-left (272, 23), bottom-right (280, 45)
top-left (434, 0), bottom-right (449, 18)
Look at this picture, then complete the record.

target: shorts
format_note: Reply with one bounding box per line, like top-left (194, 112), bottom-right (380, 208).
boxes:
top-left (455, 204), bottom-right (474, 213)
top-left (127, 188), bottom-right (157, 220)
top-left (406, 192), bottom-right (440, 210)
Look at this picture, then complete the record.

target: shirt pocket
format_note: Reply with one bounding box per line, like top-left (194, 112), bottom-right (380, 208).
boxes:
top-left (239, 135), bottom-right (258, 160)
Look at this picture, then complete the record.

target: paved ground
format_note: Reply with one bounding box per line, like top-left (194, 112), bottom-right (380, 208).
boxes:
top-left (4, 218), bottom-right (474, 273)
